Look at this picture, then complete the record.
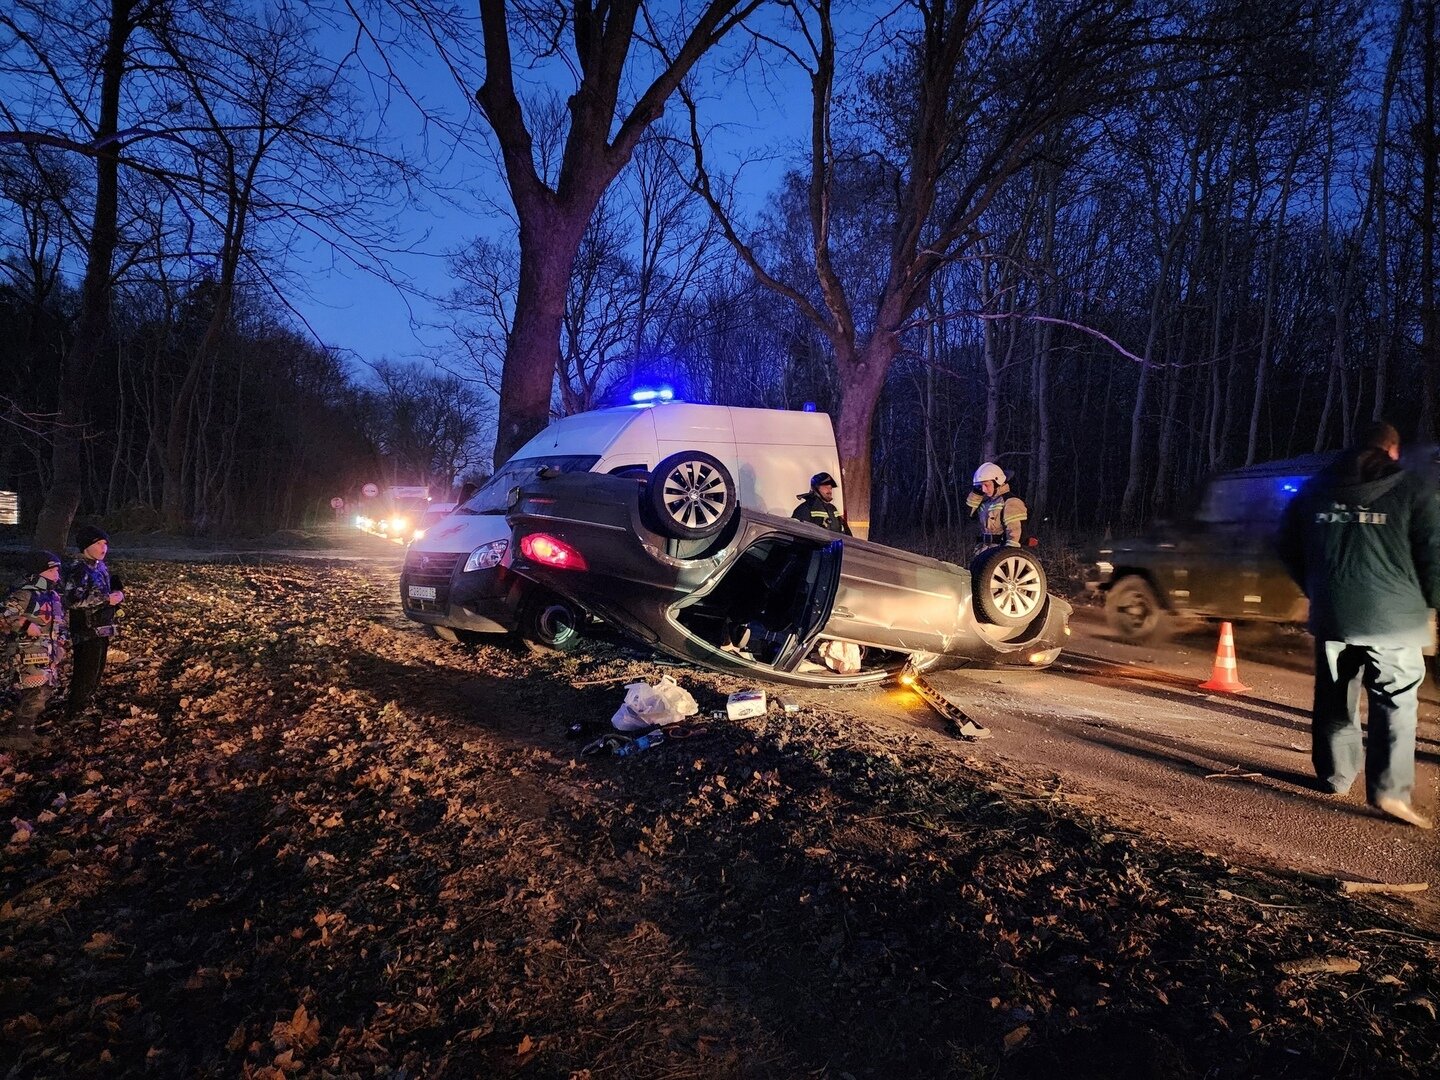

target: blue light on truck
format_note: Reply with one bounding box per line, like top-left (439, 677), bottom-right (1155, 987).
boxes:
top-left (631, 388), bottom-right (674, 403)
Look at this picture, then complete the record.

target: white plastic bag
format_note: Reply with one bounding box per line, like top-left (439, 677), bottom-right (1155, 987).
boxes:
top-left (610, 675), bottom-right (699, 731)
top-left (817, 639), bottom-right (862, 675)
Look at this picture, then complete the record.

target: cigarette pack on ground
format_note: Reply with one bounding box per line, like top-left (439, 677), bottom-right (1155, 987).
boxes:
top-left (725, 689), bottom-right (767, 720)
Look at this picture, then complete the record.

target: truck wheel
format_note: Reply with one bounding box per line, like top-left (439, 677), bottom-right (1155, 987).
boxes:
top-left (647, 451), bottom-right (737, 540)
top-left (519, 591), bottom-right (583, 652)
top-left (971, 547), bottom-right (1047, 627)
top-left (1105, 575), bottom-right (1164, 641)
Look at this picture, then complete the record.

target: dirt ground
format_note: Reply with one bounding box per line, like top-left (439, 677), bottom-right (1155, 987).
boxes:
top-left (3, 556), bottom-right (1440, 1078)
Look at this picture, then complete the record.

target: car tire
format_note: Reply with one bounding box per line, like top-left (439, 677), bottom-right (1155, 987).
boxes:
top-left (1104, 575), bottom-right (1165, 642)
top-left (971, 547), bottom-right (1047, 627)
top-left (647, 451), bottom-right (737, 540)
top-left (518, 590), bottom-right (583, 652)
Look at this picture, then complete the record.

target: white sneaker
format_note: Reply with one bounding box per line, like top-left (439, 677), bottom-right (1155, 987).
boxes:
top-left (1374, 797), bottom-right (1434, 830)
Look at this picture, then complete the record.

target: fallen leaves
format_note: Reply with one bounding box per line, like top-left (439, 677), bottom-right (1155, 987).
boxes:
top-left (0, 558), bottom-right (1437, 1078)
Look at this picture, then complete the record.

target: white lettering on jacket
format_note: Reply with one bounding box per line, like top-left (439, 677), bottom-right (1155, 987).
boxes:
top-left (1314, 502), bottom-right (1388, 525)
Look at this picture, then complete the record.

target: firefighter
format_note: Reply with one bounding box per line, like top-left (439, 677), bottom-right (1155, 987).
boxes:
top-left (1, 551), bottom-right (67, 752)
top-left (966, 462), bottom-right (1027, 554)
top-left (793, 472), bottom-right (851, 535)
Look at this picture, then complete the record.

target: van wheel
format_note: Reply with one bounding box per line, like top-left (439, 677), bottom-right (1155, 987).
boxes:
top-left (1105, 575), bottom-right (1164, 642)
top-left (647, 451), bottom-right (737, 540)
top-left (971, 547), bottom-right (1047, 627)
top-left (519, 591), bottom-right (583, 652)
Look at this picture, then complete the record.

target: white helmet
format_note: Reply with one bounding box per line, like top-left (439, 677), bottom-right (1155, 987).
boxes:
top-left (972, 461), bottom-right (1005, 486)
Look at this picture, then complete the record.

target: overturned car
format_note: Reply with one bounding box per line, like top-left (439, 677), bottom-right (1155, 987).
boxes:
top-left (502, 453), bottom-right (1072, 688)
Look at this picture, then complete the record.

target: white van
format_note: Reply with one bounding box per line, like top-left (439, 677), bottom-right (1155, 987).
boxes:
top-left (400, 401), bottom-right (843, 646)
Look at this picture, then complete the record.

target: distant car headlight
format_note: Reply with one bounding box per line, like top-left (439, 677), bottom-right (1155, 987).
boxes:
top-left (463, 539), bottom-right (508, 573)
top-left (1095, 560), bottom-right (1113, 577)
top-left (390, 516), bottom-right (408, 533)
top-left (411, 529), bottom-right (426, 542)
top-left (355, 515), bottom-right (372, 529)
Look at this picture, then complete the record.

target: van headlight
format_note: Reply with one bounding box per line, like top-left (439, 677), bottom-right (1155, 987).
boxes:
top-left (463, 539), bottom-right (508, 573)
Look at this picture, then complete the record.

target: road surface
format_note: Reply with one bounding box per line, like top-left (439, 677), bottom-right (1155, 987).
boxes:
top-left (846, 608), bottom-right (1440, 916)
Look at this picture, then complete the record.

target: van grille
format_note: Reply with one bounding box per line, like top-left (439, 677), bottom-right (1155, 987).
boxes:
top-left (402, 549), bottom-right (462, 613)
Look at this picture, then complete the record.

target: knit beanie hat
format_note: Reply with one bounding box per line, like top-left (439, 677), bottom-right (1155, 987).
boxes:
top-left (74, 524), bottom-right (109, 551)
top-left (23, 550), bottom-right (62, 576)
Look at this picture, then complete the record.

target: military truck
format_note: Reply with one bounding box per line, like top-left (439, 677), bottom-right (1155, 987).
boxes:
top-left (1088, 454), bottom-right (1336, 642)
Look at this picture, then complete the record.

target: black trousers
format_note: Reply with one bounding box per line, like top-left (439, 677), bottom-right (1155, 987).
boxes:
top-left (67, 637), bottom-right (109, 715)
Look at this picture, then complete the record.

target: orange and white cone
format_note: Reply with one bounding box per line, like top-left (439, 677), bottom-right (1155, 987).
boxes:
top-left (1198, 621), bottom-right (1250, 694)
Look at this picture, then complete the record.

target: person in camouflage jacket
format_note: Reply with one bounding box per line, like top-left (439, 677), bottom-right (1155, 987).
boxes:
top-left (2, 551), bottom-right (68, 752)
top-left (62, 525), bottom-right (124, 717)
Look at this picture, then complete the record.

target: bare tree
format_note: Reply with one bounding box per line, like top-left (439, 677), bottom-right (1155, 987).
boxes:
top-left (686, 0), bottom-right (1161, 536)
top-left (473, 0), bottom-right (764, 465)
top-left (1, 0), bottom-right (148, 549)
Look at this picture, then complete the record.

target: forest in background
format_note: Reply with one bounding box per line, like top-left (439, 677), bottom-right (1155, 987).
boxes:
top-left (1, 0), bottom-right (1435, 542)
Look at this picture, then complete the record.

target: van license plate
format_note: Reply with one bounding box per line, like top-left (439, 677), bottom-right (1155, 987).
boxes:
top-left (408, 585), bottom-right (437, 601)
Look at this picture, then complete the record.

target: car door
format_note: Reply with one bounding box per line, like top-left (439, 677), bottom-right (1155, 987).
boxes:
top-left (771, 541), bottom-right (843, 672)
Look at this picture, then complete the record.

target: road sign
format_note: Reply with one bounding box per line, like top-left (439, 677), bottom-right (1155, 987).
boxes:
top-left (330, 497), bottom-right (345, 510)
top-left (362, 483), bottom-right (379, 498)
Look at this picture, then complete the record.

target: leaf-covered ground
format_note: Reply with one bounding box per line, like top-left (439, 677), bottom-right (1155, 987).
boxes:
top-left (2, 559), bottom-right (1438, 1078)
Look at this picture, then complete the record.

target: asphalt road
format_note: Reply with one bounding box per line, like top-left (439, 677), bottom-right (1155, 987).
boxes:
top-left (851, 607), bottom-right (1440, 915)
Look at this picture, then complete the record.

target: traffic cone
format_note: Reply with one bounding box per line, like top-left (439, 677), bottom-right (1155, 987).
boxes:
top-left (1198, 621), bottom-right (1250, 693)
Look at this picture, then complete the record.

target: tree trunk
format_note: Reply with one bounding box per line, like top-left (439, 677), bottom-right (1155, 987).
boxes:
top-left (1120, 216), bottom-right (1188, 523)
top-left (32, 0), bottom-right (134, 550)
top-left (493, 212), bottom-right (588, 464)
top-left (1371, 1), bottom-right (1411, 419)
top-left (1246, 133), bottom-right (1305, 464)
top-left (1030, 168), bottom-right (1058, 522)
top-left (834, 336), bottom-right (897, 541)
top-left (1421, 0), bottom-right (1437, 439)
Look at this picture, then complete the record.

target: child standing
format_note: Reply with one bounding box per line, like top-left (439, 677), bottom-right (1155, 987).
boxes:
top-left (1, 551), bottom-right (67, 752)
top-left (62, 525), bottom-right (125, 717)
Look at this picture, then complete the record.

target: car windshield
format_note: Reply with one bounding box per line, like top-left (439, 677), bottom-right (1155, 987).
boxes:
top-left (1195, 475), bottom-right (1308, 525)
top-left (457, 455), bottom-right (601, 515)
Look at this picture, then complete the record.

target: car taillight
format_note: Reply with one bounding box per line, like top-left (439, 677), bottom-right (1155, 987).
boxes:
top-left (520, 533), bottom-right (588, 571)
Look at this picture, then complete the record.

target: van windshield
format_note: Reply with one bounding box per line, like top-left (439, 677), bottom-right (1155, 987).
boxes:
top-left (457, 455), bottom-right (601, 515)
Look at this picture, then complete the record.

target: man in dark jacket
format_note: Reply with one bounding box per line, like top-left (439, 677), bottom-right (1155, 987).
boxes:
top-left (792, 472), bottom-right (851, 535)
top-left (1276, 421), bottom-right (1440, 828)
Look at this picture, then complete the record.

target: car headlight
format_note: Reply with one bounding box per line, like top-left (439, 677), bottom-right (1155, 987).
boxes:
top-left (1095, 560), bottom-right (1113, 576)
top-left (390, 516), bottom-right (408, 533)
top-left (463, 539), bottom-right (508, 573)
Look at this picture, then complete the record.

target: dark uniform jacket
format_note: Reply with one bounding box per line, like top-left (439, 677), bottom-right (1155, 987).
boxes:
top-left (1275, 448), bottom-right (1440, 646)
top-left (793, 491), bottom-right (852, 535)
top-left (61, 557), bottom-right (118, 642)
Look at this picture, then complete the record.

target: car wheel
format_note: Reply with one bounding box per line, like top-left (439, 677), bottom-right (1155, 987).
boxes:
top-left (1104, 575), bottom-right (1164, 641)
top-left (647, 451), bottom-right (737, 540)
top-left (971, 547), bottom-right (1047, 627)
top-left (519, 590), bottom-right (583, 652)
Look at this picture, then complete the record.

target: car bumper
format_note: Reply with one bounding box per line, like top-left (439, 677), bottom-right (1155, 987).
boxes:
top-left (400, 559), bottom-right (527, 634)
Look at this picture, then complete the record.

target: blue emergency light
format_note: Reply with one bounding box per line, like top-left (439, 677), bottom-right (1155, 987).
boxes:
top-left (803, 402), bottom-right (816, 412)
top-left (630, 387), bottom-right (675, 403)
